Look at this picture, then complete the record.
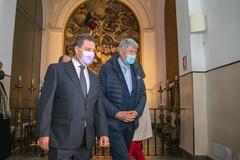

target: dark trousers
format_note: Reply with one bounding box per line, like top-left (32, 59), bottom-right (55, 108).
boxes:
top-left (0, 115), bottom-right (11, 160)
top-left (48, 129), bottom-right (90, 160)
top-left (109, 129), bottom-right (134, 160)
top-left (48, 146), bottom-right (90, 160)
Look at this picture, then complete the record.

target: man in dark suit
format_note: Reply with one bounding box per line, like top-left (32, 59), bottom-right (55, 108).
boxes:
top-left (37, 34), bottom-right (109, 160)
top-left (99, 38), bottom-right (146, 160)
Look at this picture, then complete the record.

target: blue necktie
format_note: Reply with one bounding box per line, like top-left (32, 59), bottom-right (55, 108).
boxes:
top-left (79, 66), bottom-right (87, 98)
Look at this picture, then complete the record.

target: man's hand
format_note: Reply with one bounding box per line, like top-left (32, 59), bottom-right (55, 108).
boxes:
top-left (99, 136), bottom-right (109, 147)
top-left (115, 111), bottom-right (138, 122)
top-left (128, 110), bottom-right (138, 119)
top-left (38, 136), bottom-right (49, 151)
top-left (115, 111), bottom-right (134, 122)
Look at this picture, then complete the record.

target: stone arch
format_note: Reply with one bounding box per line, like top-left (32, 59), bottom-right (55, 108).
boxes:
top-left (63, 0), bottom-right (142, 73)
top-left (41, 0), bottom-right (166, 109)
top-left (42, 0), bottom-right (153, 69)
top-left (53, 0), bottom-right (152, 30)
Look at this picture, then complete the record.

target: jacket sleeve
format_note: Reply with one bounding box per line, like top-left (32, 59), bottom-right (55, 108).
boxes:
top-left (135, 81), bottom-right (146, 117)
top-left (94, 80), bottom-right (108, 137)
top-left (99, 65), bottom-right (120, 119)
top-left (36, 64), bottom-right (57, 137)
top-left (135, 65), bottom-right (147, 117)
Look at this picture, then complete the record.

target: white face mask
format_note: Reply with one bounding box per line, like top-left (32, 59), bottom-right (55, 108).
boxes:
top-left (78, 51), bottom-right (95, 66)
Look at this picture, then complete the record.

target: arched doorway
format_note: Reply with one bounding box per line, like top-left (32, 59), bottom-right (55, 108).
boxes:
top-left (64, 0), bottom-right (140, 73)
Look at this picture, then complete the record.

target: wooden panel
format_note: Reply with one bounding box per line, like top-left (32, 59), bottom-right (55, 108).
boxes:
top-left (35, 0), bottom-right (43, 29)
top-left (11, 10), bottom-right (34, 107)
top-left (32, 29), bottom-right (42, 105)
top-left (18, 0), bottom-right (36, 20)
top-left (165, 0), bottom-right (179, 81)
top-left (10, 0), bottom-right (42, 107)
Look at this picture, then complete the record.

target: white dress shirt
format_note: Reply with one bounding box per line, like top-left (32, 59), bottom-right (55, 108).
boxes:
top-left (72, 58), bottom-right (90, 94)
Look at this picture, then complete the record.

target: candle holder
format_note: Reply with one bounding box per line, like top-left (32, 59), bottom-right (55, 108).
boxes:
top-left (28, 85), bottom-right (36, 107)
top-left (16, 111), bottom-right (22, 139)
top-left (157, 77), bottom-right (182, 154)
top-left (29, 86), bottom-right (36, 92)
top-left (15, 83), bottom-right (23, 107)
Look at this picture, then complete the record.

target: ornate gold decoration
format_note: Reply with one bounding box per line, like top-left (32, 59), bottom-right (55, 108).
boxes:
top-left (64, 0), bottom-right (140, 73)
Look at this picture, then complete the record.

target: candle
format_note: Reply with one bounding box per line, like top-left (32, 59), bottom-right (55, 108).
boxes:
top-left (31, 78), bottom-right (35, 85)
top-left (18, 75), bottom-right (22, 85)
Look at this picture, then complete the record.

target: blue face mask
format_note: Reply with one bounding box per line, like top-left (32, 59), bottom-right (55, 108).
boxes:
top-left (125, 55), bottom-right (136, 65)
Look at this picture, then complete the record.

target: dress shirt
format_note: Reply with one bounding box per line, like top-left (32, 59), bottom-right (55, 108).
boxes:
top-left (72, 58), bottom-right (90, 94)
top-left (118, 57), bottom-right (132, 94)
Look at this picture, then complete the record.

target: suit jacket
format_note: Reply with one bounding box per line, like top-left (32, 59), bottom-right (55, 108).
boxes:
top-left (37, 61), bottom-right (108, 149)
top-left (99, 54), bottom-right (146, 131)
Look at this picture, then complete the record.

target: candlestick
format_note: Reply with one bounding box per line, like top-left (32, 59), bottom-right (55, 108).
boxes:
top-left (15, 76), bottom-right (23, 107)
top-left (31, 78), bottom-right (35, 88)
top-left (29, 82), bottom-right (36, 107)
top-left (18, 75), bottom-right (22, 86)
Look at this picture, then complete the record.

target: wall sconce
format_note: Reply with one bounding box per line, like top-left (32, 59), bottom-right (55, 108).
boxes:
top-left (190, 13), bottom-right (206, 33)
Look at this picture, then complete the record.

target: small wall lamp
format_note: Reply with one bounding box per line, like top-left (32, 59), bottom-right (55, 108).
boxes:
top-left (190, 13), bottom-right (206, 33)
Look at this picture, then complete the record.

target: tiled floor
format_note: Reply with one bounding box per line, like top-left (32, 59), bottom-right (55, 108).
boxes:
top-left (8, 155), bottom-right (187, 160)
top-left (8, 133), bottom-right (185, 160)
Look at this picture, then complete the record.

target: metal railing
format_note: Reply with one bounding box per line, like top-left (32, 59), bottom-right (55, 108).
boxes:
top-left (10, 108), bottom-right (164, 157)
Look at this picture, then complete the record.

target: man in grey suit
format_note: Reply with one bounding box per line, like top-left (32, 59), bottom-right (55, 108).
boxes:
top-left (37, 34), bottom-right (109, 160)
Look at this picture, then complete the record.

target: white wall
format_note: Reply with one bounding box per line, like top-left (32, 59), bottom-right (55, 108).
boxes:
top-left (176, 0), bottom-right (192, 76)
top-left (188, 0), bottom-right (240, 71)
top-left (188, 0), bottom-right (206, 71)
top-left (0, 0), bottom-right (17, 75)
top-left (202, 0), bottom-right (240, 70)
top-left (181, 0), bottom-right (240, 72)
top-left (200, 0), bottom-right (240, 159)
top-left (177, 0), bottom-right (240, 157)
top-left (206, 63), bottom-right (240, 160)
top-left (0, 0), bottom-right (2, 22)
top-left (0, 0), bottom-right (17, 99)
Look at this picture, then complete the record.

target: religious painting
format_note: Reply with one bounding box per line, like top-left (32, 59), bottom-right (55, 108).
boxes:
top-left (64, 0), bottom-right (140, 73)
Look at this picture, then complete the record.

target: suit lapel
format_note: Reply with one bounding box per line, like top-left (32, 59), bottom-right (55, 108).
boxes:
top-left (112, 58), bottom-right (130, 93)
top-left (64, 61), bottom-right (85, 98)
top-left (110, 55), bottom-right (123, 83)
top-left (131, 66), bottom-right (137, 95)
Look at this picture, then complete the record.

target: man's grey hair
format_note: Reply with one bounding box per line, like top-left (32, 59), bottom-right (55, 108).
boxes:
top-left (119, 38), bottom-right (139, 52)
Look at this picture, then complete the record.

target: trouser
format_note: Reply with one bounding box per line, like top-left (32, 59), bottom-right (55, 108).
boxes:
top-left (0, 115), bottom-right (11, 160)
top-left (48, 128), bottom-right (90, 160)
top-left (128, 141), bottom-right (145, 160)
top-left (48, 146), bottom-right (90, 160)
top-left (109, 129), bottom-right (134, 160)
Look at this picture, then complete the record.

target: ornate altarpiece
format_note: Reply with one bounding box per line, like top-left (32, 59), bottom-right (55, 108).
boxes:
top-left (64, 0), bottom-right (140, 73)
